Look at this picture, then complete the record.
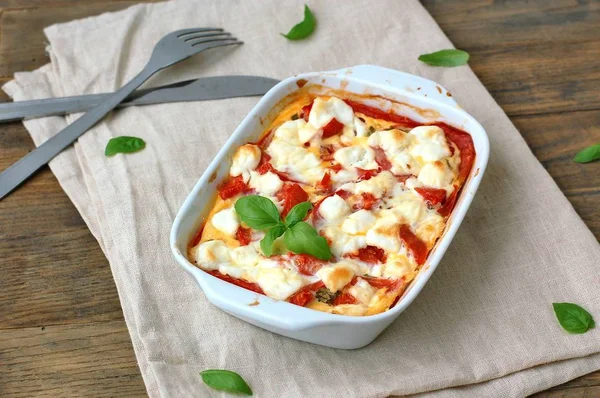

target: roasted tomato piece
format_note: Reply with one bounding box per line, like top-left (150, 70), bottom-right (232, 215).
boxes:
top-left (288, 281), bottom-right (325, 307)
top-left (322, 118), bottom-right (345, 138)
top-left (332, 292), bottom-right (359, 306)
top-left (345, 100), bottom-right (419, 129)
top-left (334, 189), bottom-right (352, 199)
top-left (347, 245), bottom-right (387, 264)
top-left (329, 163), bottom-right (343, 173)
top-left (301, 103), bottom-right (313, 121)
top-left (434, 123), bottom-right (475, 184)
top-left (316, 172), bottom-right (333, 194)
top-left (320, 145), bottom-right (336, 161)
top-left (399, 224), bottom-right (428, 265)
top-left (276, 183), bottom-right (309, 217)
top-left (236, 227), bottom-right (252, 246)
top-left (356, 168), bottom-right (379, 181)
top-left (415, 187), bottom-right (447, 205)
top-left (437, 187), bottom-right (459, 217)
top-left (207, 270), bottom-right (265, 295)
top-left (361, 276), bottom-right (403, 291)
top-left (394, 174), bottom-right (412, 183)
top-left (373, 147), bottom-right (392, 170)
top-left (218, 175), bottom-right (249, 200)
top-left (256, 152), bottom-right (273, 175)
top-left (255, 129), bottom-right (274, 150)
top-left (294, 254), bottom-right (327, 276)
top-left (352, 192), bottom-right (377, 211)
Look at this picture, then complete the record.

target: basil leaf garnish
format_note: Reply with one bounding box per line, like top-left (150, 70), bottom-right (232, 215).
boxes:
top-left (284, 201), bottom-right (312, 228)
top-left (284, 221), bottom-right (332, 260)
top-left (281, 5), bottom-right (316, 40)
top-left (552, 302), bottom-right (595, 334)
top-left (200, 369), bottom-right (252, 395)
top-left (418, 49), bottom-right (469, 67)
top-left (260, 225), bottom-right (286, 257)
top-left (104, 136), bottom-right (146, 156)
top-left (574, 144), bottom-right (600, 163)
top-left (235, 195), bottom-right (281, 230)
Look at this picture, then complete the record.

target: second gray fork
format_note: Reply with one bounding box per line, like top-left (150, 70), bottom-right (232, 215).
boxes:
top-left (0, 28), bottom-right (242, 200)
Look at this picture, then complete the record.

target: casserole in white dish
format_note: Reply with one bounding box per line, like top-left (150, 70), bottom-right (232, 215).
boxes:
top-left (170, 65), bottom-right (489, 349)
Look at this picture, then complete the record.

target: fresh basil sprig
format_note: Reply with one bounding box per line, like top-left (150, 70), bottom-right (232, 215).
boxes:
top-left (574, 144), bottom-right (600, 163)
top-left (234, 195), bottom-right (332, 260)
top-left (104, 136), bottom-right (146, 156)
top-left (418, 49), bottom-right (470, 67)
top-left (281, 4), bottom-right (316, 40)
top-left (552, 302), bottom-right (595, 334)
top-left (200, 369), bottom-right (252, 395)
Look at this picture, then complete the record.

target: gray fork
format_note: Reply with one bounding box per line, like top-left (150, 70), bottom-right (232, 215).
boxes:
top-left (0, 28), bottom-right (242, 200)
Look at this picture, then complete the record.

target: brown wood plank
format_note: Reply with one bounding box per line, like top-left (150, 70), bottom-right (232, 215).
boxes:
top-left (0, 0), bottom-right (138, 9)
top-left (545, 372), bottom-right (600, 392)
top-left (0, 1), bottom-right (153, 76)
top-left (0, 121), bottom-right (122, 329)
top-left (532, 386), bottom-right (600, 398)
top-left (0, 321), bottom-right (146, 397)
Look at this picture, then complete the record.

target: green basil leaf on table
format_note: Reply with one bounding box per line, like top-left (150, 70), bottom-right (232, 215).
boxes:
top-left (104, 136), bottom-right (145, 156)
top-left (284, 221), bottom-right (332, 260)
top-left (281, 4), bottom-right (316, 40)
top-left (284, 201), bottom-right (313, 228)
top-left (260, 224), bottom-right (287, 257)
top-left (200, 369), bottom-right (252, 395)
top-left (418, 49), bottom-right (470, 67)
top-left (573, 144), bottom-right (600, 163)
top-left (552, 302), bottom-right (595, 334)
top-left (235, 195), bottom-right (281, 230)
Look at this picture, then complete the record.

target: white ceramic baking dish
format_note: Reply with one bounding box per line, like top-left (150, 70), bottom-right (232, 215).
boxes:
top-left (170, 65), bottom-right (489, 349)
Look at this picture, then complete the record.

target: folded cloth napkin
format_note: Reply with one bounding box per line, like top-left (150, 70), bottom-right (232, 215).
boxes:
top-left (4, 0), bottom-right (600, 396)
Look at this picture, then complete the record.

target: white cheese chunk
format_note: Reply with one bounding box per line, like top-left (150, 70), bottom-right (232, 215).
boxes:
top-left (193, 240), bottom-right (231, 270)
top-left (218, 264), bottom-right (245, 279)
top-left (274, 119), bottom-right (306, 145)
top-left (248, 171), bottom-right (283, 196)
top-left (392, 199), bottom-right (425, 226)
top-left (266, 139), bottom-right (324, 184)
top-left (354, 117), bottom-right (369, 137)
top-left (316, 261), bottom-right (357, 292)
top-left (230, 144), bottom-right (261, 182)
top-left (309, 97), bottom-right (354, 129)
top-left (368, 130), bottom-right (411, 154)
top-left (334, 146), bottom-right (378, 170)
top-left (390, 151), bottom-right (420, 175)
top-left (409, 126), bottom-right (451, 162)
top-left (318, 194), bottom-right (351, 223)
top-left (342, 210), bottom-right (377, 235)
top-left (353, 171), bottom-right (395, 198)
top-left (417, 161), bottom-right (453, 188)
top-left (331, 169), bottom-right (359, 184)
top-left (298, 123), bottom-right (318, 144)
top-left (366, 218), bottom-right (401, 252)
top-left (211, 207), bottom-right (240, 236)
top-left (383, 255), bottom-right (415, 279)
top-left (255, 266), bottom-right (304, 300)
top-left (348, 278), bottom-right (377, 305)
top-left (322, 225), bottom-right (368, 257)
top-left (230, 244), bottom-right (260, 267)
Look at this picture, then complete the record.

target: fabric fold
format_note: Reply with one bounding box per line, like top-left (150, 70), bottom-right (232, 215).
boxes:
top-left (4, 0), bottom-right (599, 396)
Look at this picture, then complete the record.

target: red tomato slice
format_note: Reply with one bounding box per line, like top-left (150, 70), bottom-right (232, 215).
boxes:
top-left (294, 254), bottom-right (327, 276)
top-left (373, 147), bottom-right (392, 170)
top-left (189, 224), bottom-right (205, 247)
top-left (414, 187), bottom-right (447, 205)
top-left (288, 281), bottom-right (325, 307)
top-left (301, 103), bottom-right (313, 121)
top-left (316, 172), bottom-right (333, 194)
top-left (255, 129), bottom-right (274, 150)
top-left (358, 192), bottom-right (377, 210)
top-left (345, 100), bottom-right (420, 129)
top-left (320, 145), bottom-right (336, 161)
top-left (361, 276), bottom-right (403, 290)
top-left (394, 174), bottom-right (413, 183)
top-left (276, 183), bottom-right (309, 217)
top-left (346, 245), bottom-right (387, 264)
top-left (218, 175), bottom-right (249, 200)
top-left (433, 123), bottom-right (475, 184)
top-left (332, 292), bottom-right (359, 306)
top-left (399, 224), bottom-right (428, 265)
top-left (322, 118), bottom-right (345, 138)
top-left (236, 227), bottom-right (252, 246)
top-left (329, 164), bottom-right (343, 173)
top-left (207, 270), bottom-right (265, 295)
top-left (335, 189), bottom-right (352, 199)
top-left (356, 168), bottom-right (379, 181)
top-left (437, 187), bottom-right (458, 217)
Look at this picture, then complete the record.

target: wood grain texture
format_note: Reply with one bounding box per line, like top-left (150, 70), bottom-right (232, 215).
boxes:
top-left (0, 0), bottom-right (598, 397)
top-left (0, 321), bottom-right (146, 397)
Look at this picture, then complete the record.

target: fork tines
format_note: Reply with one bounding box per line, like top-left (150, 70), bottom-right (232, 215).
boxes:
top-left (177, 28), bottom-right (243, 47)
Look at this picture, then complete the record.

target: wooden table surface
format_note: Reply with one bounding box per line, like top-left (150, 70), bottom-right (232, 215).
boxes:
top-left (0, 1), bottom-right (598, 396)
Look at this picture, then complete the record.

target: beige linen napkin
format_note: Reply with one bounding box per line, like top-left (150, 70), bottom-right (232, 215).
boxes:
top-left (4, 1), bottom-right (600, 396)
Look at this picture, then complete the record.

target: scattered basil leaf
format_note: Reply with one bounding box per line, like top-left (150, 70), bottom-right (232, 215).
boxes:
top-left (284, 201), bottom-right (313, 228)
top-left (200, 369), bottom-right (252, 395)
top-left (315, 288), bottom-right (338, 304)
top-left (573, 144), bottom-right (600, 163)
top-left (235, 195), bottom-right (281, 230)
top-left (552, 302), bottom-right (595, 334)
top-left (284, 221), bottom-right (332, 260)
top-left (260, 225), bottom-right (286, 257)
top-left (281, 5), bottom-right (316, 40)
top-left (418, 49), bottom-right (470, 67)
top-left (104, 136), bottom-right (145, 156)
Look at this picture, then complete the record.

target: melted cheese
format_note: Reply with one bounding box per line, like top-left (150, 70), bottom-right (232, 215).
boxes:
top-left (267, 139), bottom-right (324, 184)
top-left (318, 194), bottom-right (351, 223)
top-left (417, 161), bottom-right (453, 189)
top-left (316, 261), bottom-right (357, 292)
top-left (230, 144), bottom-right (261, 182)
top-left (255, 266), bottom-right (305, 300)
top-left (353, 171), bottom-right (395, 198)
top-left (409, 126), bottom-right (451, 162)
top-left (349, 278), bottom-right (377, 305)
top-left (309, 97), bottom-right (354, 128)
top-left (193, 240), bottom-right (231, 270)
top-left (211, 207), bottom-right (240, 236)
top-left (248, 171), bottom-right (283, 196)
top-left (334, 146), bottom-right (378, 170)
top-left (342, 209), bottom-right (376, 235)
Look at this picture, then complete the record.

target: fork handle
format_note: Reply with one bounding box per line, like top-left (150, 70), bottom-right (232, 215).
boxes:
top-left (0, 66), bottom-right (156, 200)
